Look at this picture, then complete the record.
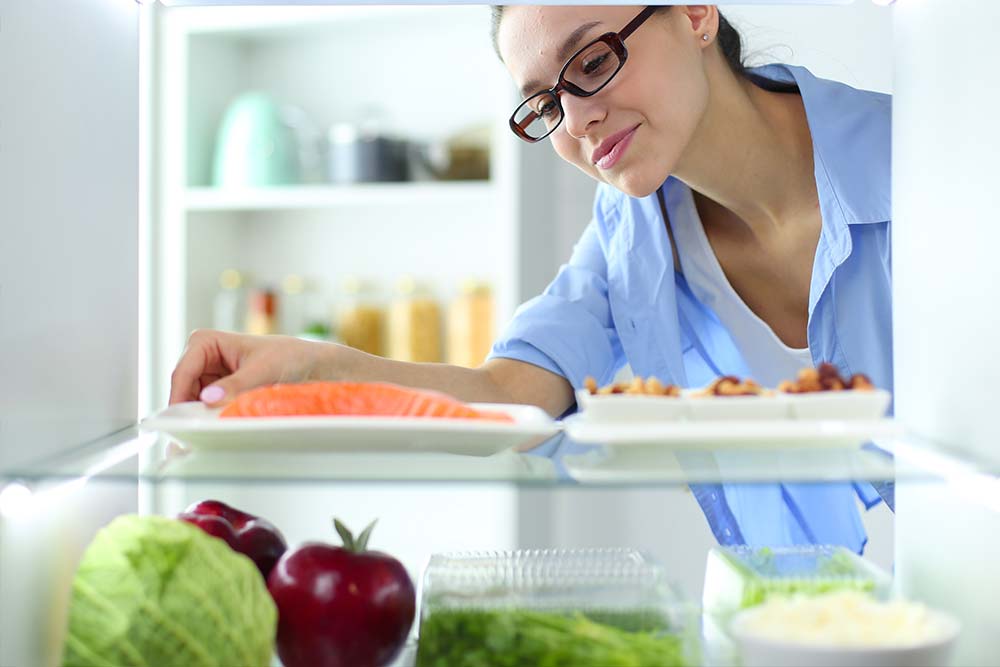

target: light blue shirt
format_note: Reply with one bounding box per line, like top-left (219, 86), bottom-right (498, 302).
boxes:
top-left (489, 64), bottom-right (893, 552)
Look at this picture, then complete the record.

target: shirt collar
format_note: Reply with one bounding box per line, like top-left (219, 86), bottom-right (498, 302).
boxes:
top-left (748, 64), bottom-right (892, 225)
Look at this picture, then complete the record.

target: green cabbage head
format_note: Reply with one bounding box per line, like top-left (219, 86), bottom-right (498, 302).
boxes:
top-left (62, 514), bottom-right (277, 667)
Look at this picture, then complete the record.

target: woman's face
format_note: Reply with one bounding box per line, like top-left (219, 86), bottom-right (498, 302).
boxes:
top-left (498, 5), bottom-right (714, 198)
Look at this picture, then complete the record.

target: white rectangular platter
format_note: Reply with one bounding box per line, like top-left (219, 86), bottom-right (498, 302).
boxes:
top-left (142, 402), bottom-right (559, 457)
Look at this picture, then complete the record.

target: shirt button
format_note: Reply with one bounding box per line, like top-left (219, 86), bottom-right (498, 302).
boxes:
top-left (724, 528), bottom-right (733, 537)
top-left (710, 493), bottom-right (718, 501)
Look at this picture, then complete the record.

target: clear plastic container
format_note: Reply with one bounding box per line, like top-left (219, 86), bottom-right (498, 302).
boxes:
top-left (702, 545), bottom-right (892, 621)
top-left (415, 548), bottom-right (699, 667)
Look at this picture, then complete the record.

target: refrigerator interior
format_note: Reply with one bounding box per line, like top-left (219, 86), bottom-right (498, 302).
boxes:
top-left (0, 1), bottom-right (998, 666)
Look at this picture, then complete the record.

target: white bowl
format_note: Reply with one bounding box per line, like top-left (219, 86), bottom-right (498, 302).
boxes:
top-left (575, 389), bottom-right (686, 422)
top-left (730, 606), bottom-right (961, 667)
top-left (786, 389), bottom-right (892, 421)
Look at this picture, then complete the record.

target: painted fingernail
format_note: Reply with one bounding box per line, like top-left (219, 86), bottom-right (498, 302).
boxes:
top-left (200, 385), bottom-right (225, 403)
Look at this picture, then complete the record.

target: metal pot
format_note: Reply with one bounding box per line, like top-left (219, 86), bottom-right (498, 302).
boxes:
top-left (327, 123), bottom-right (410, 184)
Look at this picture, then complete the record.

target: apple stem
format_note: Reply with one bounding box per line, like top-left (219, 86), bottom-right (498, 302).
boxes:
top-left (333, 518), bottom-right (378, 553)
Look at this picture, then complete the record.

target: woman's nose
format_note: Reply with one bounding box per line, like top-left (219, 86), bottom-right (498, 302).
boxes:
top-left (560, 93), bottom-right (606, 139)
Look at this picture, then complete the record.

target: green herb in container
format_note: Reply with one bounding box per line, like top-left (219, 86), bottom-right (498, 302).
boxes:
top-left (415, 548), bottom-right (698, 667)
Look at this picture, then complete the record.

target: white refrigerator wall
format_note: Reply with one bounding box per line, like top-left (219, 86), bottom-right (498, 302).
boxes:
top-left (532, 2), bottom-right (896, 593)
top-left (0, 0), bottom-right (142, 664)
top-left (893, 1), bottom-right (1000, 664)
top-left (0, 0), bottom-right (139, 468)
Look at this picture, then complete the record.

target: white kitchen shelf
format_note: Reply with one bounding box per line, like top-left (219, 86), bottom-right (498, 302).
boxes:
top-left (184, 182), bottom-right (496, 212)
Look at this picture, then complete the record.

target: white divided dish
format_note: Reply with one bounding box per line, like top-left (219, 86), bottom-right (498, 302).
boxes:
top-left (577, 388), bottom-right (789, 422)
top-left (786, 389), bottom-right (892, 420)
top-left (141, 401), bottom-right (559, 456)
top-left (683, 391), bottom-right (791, 421)
top-left (577, 389), bottom-right (889, 424)
top-left (574, 389), bottom-right (686, 422)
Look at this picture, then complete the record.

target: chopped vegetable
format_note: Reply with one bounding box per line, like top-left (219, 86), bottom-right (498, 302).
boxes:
top-left (733, 549), bottom-right (877, 608)
top-left (416, 608), bottom-right (690, 667)
top-left (703, 546), bottom-right (885, 619)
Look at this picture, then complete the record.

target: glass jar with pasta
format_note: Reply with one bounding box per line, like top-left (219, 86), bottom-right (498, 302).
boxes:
top-left (336, 277), bottom-right (386, 357)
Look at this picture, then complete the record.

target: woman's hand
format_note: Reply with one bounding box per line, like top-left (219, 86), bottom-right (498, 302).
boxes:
top-left (168, 329), bottom-right (337, 406)
top-left (167, 329), bottom-right (576, 418)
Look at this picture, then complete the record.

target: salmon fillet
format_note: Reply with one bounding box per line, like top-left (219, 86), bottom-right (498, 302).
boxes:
top-left (219, 381), bottom-right (513, 422)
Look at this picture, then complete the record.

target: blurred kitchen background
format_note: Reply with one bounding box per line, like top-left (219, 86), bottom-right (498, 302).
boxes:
top-left (140, 2), bottom-right (894, 597)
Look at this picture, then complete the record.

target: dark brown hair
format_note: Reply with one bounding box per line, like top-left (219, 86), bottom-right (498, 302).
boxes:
top-left (489, 6), bottom-right (797, 94)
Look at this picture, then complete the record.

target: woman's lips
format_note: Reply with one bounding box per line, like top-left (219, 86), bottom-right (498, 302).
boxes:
top-left (593, 125), bottom-right (639, 171)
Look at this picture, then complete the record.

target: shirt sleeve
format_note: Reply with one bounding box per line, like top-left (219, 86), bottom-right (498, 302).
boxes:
top-left (488, 216), bottom-right (625, 390)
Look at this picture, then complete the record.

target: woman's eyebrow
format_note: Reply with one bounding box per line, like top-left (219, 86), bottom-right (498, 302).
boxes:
top-left (519, 20), bottom-right (603, 97)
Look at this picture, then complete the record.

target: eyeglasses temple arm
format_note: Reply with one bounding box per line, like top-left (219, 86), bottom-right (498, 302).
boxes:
top-left (619, 6), bottom-right (659, 41)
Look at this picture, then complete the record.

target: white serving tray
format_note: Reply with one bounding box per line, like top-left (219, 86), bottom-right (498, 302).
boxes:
top-left (563, 414), bottom-right (902, 450)
top-left (141, 401), bottom-right (559, 456)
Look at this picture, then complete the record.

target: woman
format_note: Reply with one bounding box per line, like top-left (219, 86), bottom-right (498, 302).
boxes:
top-left (170, 5), bottom-right (892, 551)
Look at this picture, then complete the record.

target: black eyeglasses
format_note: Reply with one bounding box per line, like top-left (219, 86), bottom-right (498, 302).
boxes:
top-left (510, 6), bottom-right (658, 143)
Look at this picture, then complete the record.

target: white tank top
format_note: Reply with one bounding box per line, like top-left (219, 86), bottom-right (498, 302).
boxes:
top-left (664, 182), bottom-right (814, 387)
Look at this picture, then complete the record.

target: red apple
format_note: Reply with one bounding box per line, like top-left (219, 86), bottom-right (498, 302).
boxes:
top-left (179, 499), bottom-right (287, 580)
top-left (267, 519), bottom-right (415, 667)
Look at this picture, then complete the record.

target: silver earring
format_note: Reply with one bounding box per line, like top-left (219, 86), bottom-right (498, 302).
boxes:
top-left (702, 34), bottom-right (710, 42)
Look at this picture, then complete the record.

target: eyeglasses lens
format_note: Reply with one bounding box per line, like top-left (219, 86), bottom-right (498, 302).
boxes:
top-left (513, 43), bottom-right (623, 141)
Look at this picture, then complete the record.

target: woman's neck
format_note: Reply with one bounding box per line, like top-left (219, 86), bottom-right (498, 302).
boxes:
top-left (672, 59), bottom-right (819, 240)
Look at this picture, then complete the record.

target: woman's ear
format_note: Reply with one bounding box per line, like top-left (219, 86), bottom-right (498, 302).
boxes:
top-left (678, 5), bottom-right (720, 42)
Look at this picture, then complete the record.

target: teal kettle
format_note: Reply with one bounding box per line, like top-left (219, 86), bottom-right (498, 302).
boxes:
top-left (213, 92), bottom-right (300, 187)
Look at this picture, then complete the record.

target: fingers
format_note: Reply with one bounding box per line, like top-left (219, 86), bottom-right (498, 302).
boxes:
top-left (169, 330), bottom-right (236, 405)
top-left (198, 359), bottom-right (281, 407)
